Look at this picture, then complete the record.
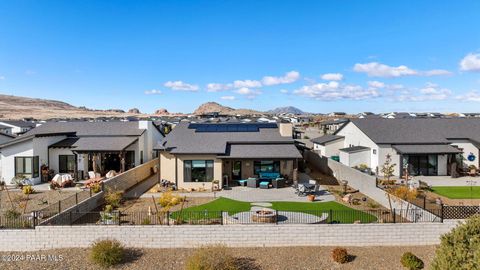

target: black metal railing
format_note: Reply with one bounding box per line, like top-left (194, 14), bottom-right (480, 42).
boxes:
top-left (36, 188), bottom-right (99, 219)
top-left (0, 213), bottom-right (35, 229)
top-left (36, 208), bottom-right (444, 226)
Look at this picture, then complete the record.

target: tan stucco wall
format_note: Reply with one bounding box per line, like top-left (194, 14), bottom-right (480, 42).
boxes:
top-left (160, 152), bottom-right (176, 183)
top-left (164, 154), bottom-right (223, 190)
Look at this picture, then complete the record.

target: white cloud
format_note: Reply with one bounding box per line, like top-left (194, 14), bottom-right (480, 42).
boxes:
top-left (279, 89), bottom-right (289, 94)
top-left (262, 71), bottom-right (300, 86)
top-left (144, 89), bottom-right (162, 95)
top-left (206, 83), bottom-right (232, 92)
top-left (164, 80), bottom-right (199, 91)
top-left (354, 62), bottom-right (451, 78)
top-left (220, 95), bottom-right (236, 100)
top-left (423, 69), bottom-right (453, 76)
top-left (367, 81), bottom-right (385, 88)
top-left (456, 90), bottom-right (480, 102)
top-left (293, 81), bottom-right (379, 101)
top-left (0, 76), bottom-right (5, 80)
top-left (235, 87), bottom-right (261, 99)
top-left (460, 53), bottom-right (480, 72)
top-left (320, 73), bottom-right (343, 81)
top-left (233, 79), bottom-right (262, 88)
top-left (397, 83), bottom-right (451, 101)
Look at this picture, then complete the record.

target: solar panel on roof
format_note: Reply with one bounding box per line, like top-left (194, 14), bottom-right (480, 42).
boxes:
top-left (188, 122), bottom-right (278, 132)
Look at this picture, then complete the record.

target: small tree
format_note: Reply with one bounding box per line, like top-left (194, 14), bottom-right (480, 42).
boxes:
top-left (381, 154), bottom-right (396, 182)
top-left (431, 215), bottom-right (480, 270)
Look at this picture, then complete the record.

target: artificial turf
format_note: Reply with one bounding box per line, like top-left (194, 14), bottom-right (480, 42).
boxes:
top-left (430, 186), bottom-right (480, 199)
top-left (172, 197), bottom-right (377, 223)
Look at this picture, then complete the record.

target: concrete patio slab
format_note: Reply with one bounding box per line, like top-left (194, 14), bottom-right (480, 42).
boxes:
top-left (413, 176), bottom-right (480, 187)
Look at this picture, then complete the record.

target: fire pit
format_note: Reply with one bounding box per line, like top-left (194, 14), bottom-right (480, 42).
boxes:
top-left (251, 209), bottom-right (277, 223)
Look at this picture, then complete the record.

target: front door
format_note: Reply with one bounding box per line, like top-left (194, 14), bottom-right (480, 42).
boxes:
top-left (232, 161), bottom-right (242, 181)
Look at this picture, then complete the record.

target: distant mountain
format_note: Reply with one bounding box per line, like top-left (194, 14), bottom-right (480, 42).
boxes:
top-left (192, 102), bottom-right (262, 115)
top-left (0, 94), bottom-right (143, 120)
top-left (268, 106), bottom-right (305, 115)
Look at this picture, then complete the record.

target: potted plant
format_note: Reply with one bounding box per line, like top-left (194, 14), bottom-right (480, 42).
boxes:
top-left (307, 194), bottom-right (315, 202)
top-left (212, 180), bottom-right (220, 191)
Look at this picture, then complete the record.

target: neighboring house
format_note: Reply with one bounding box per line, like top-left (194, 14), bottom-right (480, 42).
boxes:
top-left (313, 118), bottom-right (480, 177)
top-left (311, 134), bottom-right (344, 157)
top-left (0, 124), bottom-right (13, 135)
top-left (0, 121), bottom-right (37, 135)
top-left (320, 119), bottom-right (349, 134)
top-left (0, 121), bottom-right (164, 185)
top-left (155, 122), bottom-right (302, 190)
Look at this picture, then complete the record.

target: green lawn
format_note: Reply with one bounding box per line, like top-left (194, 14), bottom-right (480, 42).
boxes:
top-left (270, 201), bottom-right (377, 223)
top-left (431, 186), bottom-right (480, 199)
top-left (172, 197), bottom-right (377, 223)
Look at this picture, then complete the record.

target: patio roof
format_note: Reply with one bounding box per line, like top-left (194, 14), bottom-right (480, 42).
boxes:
top-left (219, 143), bottom-right (303, 159)
top-left (311, 134), bottom-right (344, 145)
top-left (50, 136), bottom-right (138, 152)
top-left (392, 144), bottom-right (462, 154)
top-left (339, 146), bottom-right (370, 153)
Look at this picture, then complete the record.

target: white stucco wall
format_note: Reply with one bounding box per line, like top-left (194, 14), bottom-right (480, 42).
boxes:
top-left (378, 145), bottom-right (401, 176)
top-left (314, 139), bottom-right (345, 157)
top-left (450, 139), bottom-right (479, 168)
top-left (336, 122), bottom-right (379, 170)
top-left (1, 140), bottom-right (34, 184)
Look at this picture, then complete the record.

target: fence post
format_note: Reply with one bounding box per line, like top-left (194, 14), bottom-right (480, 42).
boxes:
top-left (329, 209), bottom-right (333, 223)
top-left (275, 210), bottom-right (278, 225)
top-left (423, 196), bottom-right (426, 209)
top-left (58, 201), bottom-right (61, 214)
top-left (89, 188), bottom-right (92, 198)
top-left (33, 212), bottom-right (37, 228)
top-left (393, 208), bottom-right (396, 223)
top-left (69, 211), bottom-right (72, 225)
top-left (221, 211), bottom-right (224, 225)
top-left (118, 211), bottom-right (121, 226)
top-left (75, 193), bottom-right (78, 205)
top-left (440, 204), bottom-right (444, 223)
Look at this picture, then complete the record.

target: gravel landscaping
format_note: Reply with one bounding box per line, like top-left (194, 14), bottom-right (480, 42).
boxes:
top-left (0, 245), bottom-right (437, 270)
top-left (0, 189), bottom-right (78, 214)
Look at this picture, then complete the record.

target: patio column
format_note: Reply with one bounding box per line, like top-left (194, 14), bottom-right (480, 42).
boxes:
top-left (120, 151), bottom-right (126, 173)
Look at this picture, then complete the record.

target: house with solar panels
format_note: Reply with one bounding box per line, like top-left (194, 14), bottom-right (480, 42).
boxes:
top-left (155, 122), bottom-right (303, 190)
top-left (311, 118), bottom-right (480, 177)
top-left (0, 121), bottom-right (164, 185)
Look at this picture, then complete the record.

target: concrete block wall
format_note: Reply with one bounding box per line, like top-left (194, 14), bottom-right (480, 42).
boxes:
top-left (103, 158), bottom-right (158, 192)
top-left (0, 220), bottom-right (460, 251)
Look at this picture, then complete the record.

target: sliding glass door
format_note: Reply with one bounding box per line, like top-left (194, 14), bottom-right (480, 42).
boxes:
top-left (405, 155), bottom-right (438, 176)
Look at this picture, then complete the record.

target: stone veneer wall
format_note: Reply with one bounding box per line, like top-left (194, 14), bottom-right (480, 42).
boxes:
top-left (0, 220), bottom-right (460, 251)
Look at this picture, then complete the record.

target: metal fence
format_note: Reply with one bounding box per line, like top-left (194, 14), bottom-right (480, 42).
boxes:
top-left (0, 213), bottom-right (35, 229)
top-left (35, 208), bottom-right (444, 227)
top-left (35, 188), bottom-right (98, 219)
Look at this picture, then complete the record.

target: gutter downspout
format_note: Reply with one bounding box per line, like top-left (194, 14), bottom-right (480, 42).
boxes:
top-left (175, 157), bottom-right (178, 187)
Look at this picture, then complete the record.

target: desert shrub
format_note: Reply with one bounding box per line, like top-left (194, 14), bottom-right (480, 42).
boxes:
top-left (104, 204), bottom-right (113, 213)
top-left (4, 209), bottom-right (21, 219)
top-left (367, 201), bottom-right (380, 209)
top-left (90, 239), bottom-right (125, 268)
top-left (90, 183), bottom-right (102, 193)
top-left (141, 218), bottom-right (151, 225)
top-left (22, 185), bottom-right (35, 195)
top-left (431, 215), bottom-right (480, 270)
top-left (104, 189), bottom-right (123, 208)
top-left (185, 245), bottom-right (238, 270)
top-left (401, 252), bottom-right (424, 270)
top-left (331, 247), bottom-right (348, 264)
top-left (158, 190), bottom-right (183, 209)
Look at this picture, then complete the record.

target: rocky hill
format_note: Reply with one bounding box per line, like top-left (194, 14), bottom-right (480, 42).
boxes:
top-left (268, 106), bottom-right (305, 115)
top-left (0, 94), bottom-right (141, 120)
top-left (192, 102), bottom-right (261, 115)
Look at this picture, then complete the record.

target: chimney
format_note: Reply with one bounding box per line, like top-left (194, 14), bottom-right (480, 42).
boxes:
top-left (278, 122), bottom-right (293, 137)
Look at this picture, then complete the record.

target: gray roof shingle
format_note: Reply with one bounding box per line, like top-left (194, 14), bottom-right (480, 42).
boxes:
top-left (311, 135), bottom-right (344, 145)
top-left (339, 146), bottom-right (370, 153)
top-left (342, 118), bottom-right (480, 144)
top-left (156, 122), bottom-right (301, 159)
top-left (392, 144), bottom-right (462, 154)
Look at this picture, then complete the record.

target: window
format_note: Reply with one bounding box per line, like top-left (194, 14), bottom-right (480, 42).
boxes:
top-left (373, 149), bottom-right (377, 155)
top-left (184, 160), bottom-right (214, 182)
top-left (59, 155), bottom-right (76, 174)
top-left (14, 156), bottom-right (39, 178)
top-left (254, 160), bottom-right (280, 175)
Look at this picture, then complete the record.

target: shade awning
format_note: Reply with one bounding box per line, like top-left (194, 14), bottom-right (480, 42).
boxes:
top-left (392, 144), bottom-right (462, 154)
top-left (50, 137), bottom-right (138, 152)
top-left (219, 144), bottom-right (303, 159)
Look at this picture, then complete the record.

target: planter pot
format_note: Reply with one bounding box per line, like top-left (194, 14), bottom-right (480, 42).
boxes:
top-left (307, 194), bottom-right (315, 202)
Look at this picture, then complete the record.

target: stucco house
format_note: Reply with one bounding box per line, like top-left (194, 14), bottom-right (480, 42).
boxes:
top-left (0, 121), bottom-right (164, 185)
top-left (0, 120), bottom-right (37, 135)
top-left (155, 122), bottom-right (302, 190)
top-left (311, 118), bottom-right (480, 177)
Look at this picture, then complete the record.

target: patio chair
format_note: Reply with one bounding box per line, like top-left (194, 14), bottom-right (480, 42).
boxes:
top-left (259, 181), bottom-right (269, 189)
top-left (309, 184), bottom-right (320, 195)
top-left (272, 178), bottom-right (285, 188)
top-left (297, 184), bottom-right (308, 197)
top-left (246, 177), bottom-right (259, 188)
top-left (238, 180), bottom-right (247, 186)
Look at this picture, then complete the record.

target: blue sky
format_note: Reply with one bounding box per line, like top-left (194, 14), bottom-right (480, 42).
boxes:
top-left (0, 1), bottom-right (479, 114)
